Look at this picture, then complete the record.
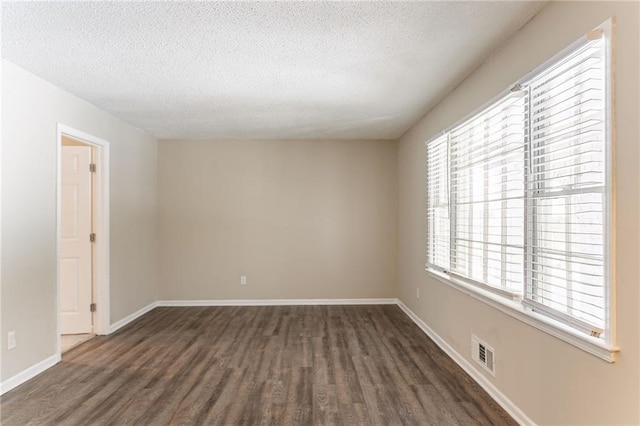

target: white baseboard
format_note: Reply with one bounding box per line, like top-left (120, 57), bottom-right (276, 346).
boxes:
top-left (157, 298), bottom-right (398, 307)
top-left (396, 300), bottom-right (534, 426)
top-left (108, 301), bottom-right (159, 334)
top-left (0, 353), bottom-right (61, 396)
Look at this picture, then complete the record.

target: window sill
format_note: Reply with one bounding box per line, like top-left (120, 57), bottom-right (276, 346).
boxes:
top-left (426, 269), bottom-right (619, 362)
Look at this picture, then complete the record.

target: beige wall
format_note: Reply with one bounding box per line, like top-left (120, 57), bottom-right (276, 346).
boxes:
top-left (398, 1), bottom-right (639, 424)
top-left (1, 60), bottom-right (159, 381)
top-left (159, 139), bottom-right (397, 300)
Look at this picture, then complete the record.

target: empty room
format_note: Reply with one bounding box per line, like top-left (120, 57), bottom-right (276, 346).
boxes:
top-left (1, 1), bottom-right (639, 425)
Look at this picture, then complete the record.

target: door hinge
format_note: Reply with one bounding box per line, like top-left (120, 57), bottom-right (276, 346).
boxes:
top-left (90, 303), bottom-right (97, 312)
top-left (89, 163), bottom-right (96, 173)
top-left (90, 233), bottom-right (96, 242)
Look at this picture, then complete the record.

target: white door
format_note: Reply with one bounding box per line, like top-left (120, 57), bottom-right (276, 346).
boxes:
top-left (60, 146), bottom-right (93, 334)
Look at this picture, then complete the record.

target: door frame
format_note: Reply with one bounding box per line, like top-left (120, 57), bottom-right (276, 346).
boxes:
top-left (56, 124), bottom-right (110, 355)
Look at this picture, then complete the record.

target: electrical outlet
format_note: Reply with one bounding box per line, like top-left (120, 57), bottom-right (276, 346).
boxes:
top-left (7, 331), bottom-right (16, 350)
top-left (416, 288), bottom-right (420, 299)
top-left (240, 275), bottom-right (247, 285)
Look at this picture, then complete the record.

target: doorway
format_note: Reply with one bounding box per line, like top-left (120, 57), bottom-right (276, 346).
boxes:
top-left (57, 125), bottom-right (110, 355)
top-left (60, 137), bottom-right (94, 349)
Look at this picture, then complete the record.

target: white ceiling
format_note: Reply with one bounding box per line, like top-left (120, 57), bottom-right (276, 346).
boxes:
top-left (2, 1), bottom-right (545, 140)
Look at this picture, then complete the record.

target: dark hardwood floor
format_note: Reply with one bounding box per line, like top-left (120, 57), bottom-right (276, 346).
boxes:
top-left (1, 305), bottom-right (516, 425)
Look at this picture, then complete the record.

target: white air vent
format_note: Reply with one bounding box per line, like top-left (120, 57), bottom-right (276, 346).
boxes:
top-left (471, 335), bottom-right (495, 376)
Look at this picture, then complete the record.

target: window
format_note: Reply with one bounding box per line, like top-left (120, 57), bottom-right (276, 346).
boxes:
top-left (523, 35), bottom-right (608, 337)
top-left (426, 25), bottom-right (613, 351)
top-left (426, 134), bottom-right (450, 271)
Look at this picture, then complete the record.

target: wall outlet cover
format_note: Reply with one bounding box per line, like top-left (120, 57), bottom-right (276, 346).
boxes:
top-left (7, 331), bottom-right (17, 350)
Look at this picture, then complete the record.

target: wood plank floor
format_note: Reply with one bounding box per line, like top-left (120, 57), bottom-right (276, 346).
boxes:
top-left (1, 305), bottom-right (516, 425)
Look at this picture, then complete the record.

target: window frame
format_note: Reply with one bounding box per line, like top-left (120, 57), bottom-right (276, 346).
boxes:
top-left (424, 20), bottom-right (617, 362)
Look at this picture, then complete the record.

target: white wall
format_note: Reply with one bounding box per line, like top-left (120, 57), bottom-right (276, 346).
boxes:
top-left (398, 1), bottom-right (639, 424)
top-left (158, 139), bottom-right (397, 301)
top-left (1, 60), bottom-right (159, 381)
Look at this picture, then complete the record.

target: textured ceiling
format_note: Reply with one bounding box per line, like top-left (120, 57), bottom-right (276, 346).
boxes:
top-left (2, 1), bottom-right (545, 140)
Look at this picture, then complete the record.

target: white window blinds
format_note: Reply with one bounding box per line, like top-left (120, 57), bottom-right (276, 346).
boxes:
top-left (448, 94), bottom-right (526, 294)
top-left (523, 37), bottom-right (607, 335)
top-left (426, 135), bottom-right (450, 271)
top-left (425, 29), bottom-right (610, 339)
